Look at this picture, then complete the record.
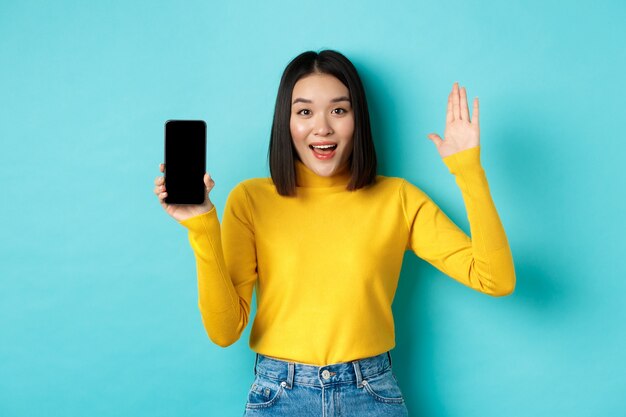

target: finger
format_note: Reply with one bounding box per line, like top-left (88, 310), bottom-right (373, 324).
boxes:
top-left (154, 176), bottom-right (164, 186)
top-left (471, 97), bottom-right (479, 125)
top-left (426, 133), bottom-right (443, 148)
top-left (160, 163), bottom-right (165, 173)
top-left (159, 191), bottom-right (168, 202)
top-left (446, 92), bottom-right (453, 125)
top-left (460, 86), bottom-right (470, 121)
top-left (154, 184), bottom-right (166, 195)
top-left (452, 82), bottom-right (460, 120)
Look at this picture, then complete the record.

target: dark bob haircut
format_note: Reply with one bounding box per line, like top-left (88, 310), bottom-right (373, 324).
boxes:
top-left (268, 50), bottom-right (377, 196)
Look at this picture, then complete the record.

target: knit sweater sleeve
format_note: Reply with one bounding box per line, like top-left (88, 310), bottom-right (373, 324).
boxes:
top-left (401, 146), bottom-right (515, 296)
top-left (178, 183), bottom-right (256, 346)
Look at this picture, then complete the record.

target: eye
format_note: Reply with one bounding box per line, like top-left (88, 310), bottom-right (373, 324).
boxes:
top-left (297, 109), bottom-right (311, 116)
top-left (332, 108), bottom-right (347, 115)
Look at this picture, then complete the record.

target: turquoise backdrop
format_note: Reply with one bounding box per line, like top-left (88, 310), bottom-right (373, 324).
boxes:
top-left (1, 0), bottom-right (624, 416)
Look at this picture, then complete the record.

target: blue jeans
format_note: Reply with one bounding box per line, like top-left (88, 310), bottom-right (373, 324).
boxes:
top-left (243, 351), bottom-right (409, 416)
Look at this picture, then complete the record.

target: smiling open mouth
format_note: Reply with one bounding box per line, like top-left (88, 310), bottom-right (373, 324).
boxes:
top-left (309, 143), bottom-right (338, 155)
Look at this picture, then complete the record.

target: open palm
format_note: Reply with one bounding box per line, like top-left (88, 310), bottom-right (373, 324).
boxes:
top-left (427, 82), bottom-right (480, 158)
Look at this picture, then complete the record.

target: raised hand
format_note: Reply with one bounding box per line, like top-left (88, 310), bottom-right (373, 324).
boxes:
top-left (427, 82), bottom-right (480, 158)
top-left (154, 163), bottom-right (215, 222)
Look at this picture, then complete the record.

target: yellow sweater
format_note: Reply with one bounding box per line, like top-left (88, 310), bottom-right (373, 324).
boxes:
top-left (179, 146), bottom-right (515, 365)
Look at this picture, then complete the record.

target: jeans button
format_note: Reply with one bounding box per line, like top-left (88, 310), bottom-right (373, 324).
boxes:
top-left (322, 370), bottom-right (331, 379)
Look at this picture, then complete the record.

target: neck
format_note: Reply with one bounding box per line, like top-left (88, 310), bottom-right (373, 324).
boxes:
top-left (295, 160), bottom-right (351, 188)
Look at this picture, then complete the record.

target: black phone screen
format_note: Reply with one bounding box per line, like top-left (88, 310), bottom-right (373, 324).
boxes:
top-left (164, 120), bottom-right (206, 204)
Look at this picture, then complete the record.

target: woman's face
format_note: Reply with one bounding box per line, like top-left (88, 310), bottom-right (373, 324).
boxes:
top-left (290, 73), bottom-right (355, 177)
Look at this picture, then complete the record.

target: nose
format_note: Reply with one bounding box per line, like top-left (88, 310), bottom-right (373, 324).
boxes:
top-left (313, 114), bottom-right (334, 136)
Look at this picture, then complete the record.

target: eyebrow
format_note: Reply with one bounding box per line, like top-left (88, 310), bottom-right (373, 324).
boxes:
top-left (292, 96), bottom-right (351, 105)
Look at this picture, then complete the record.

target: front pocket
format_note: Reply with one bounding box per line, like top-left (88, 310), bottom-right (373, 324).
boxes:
top-left (245, 377), bottom-right (285, 409)
top-left (362, 372), bottom-right (405, 404)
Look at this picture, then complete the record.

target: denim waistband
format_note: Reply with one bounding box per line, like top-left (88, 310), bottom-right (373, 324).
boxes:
top-left (253, 352), bottom-right (393, 388)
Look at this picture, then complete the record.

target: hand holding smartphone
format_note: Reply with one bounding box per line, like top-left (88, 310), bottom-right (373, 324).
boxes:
top-left (154, 120), bottom-right (215, 222)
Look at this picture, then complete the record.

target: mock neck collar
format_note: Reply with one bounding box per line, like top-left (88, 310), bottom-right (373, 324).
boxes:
top-left (295, 160), bottom-right (351, 188)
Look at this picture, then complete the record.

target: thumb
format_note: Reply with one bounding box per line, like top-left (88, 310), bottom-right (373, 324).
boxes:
top-left (204, 173), bottom-right (215, 193)
top-left (426, 133), bottom-right (443, 148)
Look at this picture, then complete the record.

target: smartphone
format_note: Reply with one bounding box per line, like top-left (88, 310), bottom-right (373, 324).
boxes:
top-left (164, 120), bottom-right (206, 204)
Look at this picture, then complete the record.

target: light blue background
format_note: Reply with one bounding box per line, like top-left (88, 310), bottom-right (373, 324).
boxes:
top-left (1, 0), bottom-right (624, 416)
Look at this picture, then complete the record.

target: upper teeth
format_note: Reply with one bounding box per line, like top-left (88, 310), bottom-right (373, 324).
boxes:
top-left (312, 144), bottom-right (335, 149)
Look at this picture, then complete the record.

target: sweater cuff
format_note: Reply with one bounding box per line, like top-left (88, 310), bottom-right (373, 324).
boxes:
top-left (442, 145), bottom-right (483, 175)
top-left (178, 206), bottom-right (219, 233)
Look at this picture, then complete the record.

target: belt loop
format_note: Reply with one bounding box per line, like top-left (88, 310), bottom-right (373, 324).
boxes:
top-left (285, 362), bottom-right (295, 389)
top-left (254, 353), bottom-right (259, 375)
top-left (387, 351), bottom-right (393, 368)
top-left (352, 360), bottom-right (364, 388)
